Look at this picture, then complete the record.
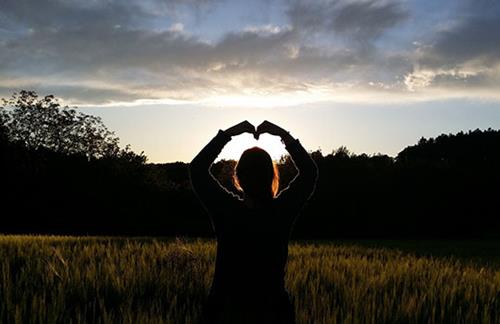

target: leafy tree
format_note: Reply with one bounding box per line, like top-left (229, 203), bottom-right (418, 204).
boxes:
top-left (1, 90), bottom-right (145, 162)
top-left (0, 105), bottom-right (8, 143)
top-left (332, 146), bottom-right (351, 159)
top-left (397, 128), bottom-right (500, 165)
top-left (310, 149), bottom-right (323, 162)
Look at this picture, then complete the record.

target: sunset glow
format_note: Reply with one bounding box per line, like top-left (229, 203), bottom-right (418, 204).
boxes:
top-left (218, 133), bottom-right (289, 161)
top-left (1, 0), bottom-right (499, 162)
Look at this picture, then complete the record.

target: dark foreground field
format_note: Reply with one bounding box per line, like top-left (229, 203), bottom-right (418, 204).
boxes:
top-left (0, 236), bottom-right (499, 323)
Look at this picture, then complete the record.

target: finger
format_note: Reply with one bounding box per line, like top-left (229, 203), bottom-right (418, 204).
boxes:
top-left (261, 120), bottom-right (272, 129)
top-left (242, 121), bottom-right (254, 132)
top-left (257, 122), bottom-right (272, 135)
top-left (245, 124), bottom-right (255, 134)
top-left (258, 120), bottom-right (268, 128)
top-left (256, 121), bottom-right (268, 132)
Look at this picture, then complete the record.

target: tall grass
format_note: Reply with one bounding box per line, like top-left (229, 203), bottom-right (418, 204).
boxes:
top-left (0, 235), bottom-right (498, 323)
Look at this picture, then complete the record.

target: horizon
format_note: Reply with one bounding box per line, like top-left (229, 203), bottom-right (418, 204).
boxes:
top-left (1, 0), bottom-right (500, 162)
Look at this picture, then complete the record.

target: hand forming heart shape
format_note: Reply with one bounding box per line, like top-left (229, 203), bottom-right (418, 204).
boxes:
top-left (254, 120), bottom-right (287, 140)
top-left (224, 120), bottom-right (287, 140)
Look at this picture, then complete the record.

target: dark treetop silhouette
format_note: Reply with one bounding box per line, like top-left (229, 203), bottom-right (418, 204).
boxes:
top-left (189, 121), bottom-right (319, 324)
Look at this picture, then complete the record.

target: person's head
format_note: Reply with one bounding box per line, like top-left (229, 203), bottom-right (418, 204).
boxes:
top-left (233, 146), bottom-right (279, 200)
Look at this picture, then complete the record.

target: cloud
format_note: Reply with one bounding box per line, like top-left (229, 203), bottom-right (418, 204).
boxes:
top-left (0, 1), bottom-right (143, 32)
top-left (0, 0), bottom-right (222, 29)
top-left (1, 14), bottom-right (407, 104)
top-left (0, 0), bottom-right (500, 105)
top-left (404, 1), bottom-right (500, 93)
top-left (287, 0), bottom-right (409, 41)
top-left (0, 23), bottom-right (303, 102)
top-left (420, 19), bottom-right (500, 69)
top-left (243, 24), bottom-right (291, 35)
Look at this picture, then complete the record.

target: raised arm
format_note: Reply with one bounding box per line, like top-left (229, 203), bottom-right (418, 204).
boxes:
top-left (257, 121), bottom-right (319, 215)
top-left (189, 121), bottom-right (255, 216)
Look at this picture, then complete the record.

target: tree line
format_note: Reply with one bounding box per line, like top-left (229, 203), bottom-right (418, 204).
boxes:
top-left (1, 91), bottom-right (499, 238)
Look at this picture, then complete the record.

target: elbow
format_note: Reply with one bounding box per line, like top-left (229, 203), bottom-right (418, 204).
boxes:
top-left (308, 168), bottom-right (319, 197)
top-left (296, 160), bottom-right (318, 183)
top-left (189, 159), bottom-right (210, 191)
top-left (189, 156), bottom-right (205, 176)
top-left (308, 162), bottom-right (319, 191)
top-left (189, 169), bottom-right (202, 196)
top-left (188, 161), bottom-right (195, 180)
top-left (188, 160), bottom-right (201, 186)
top-left (190, 155), bottom-right (200, 169)
top-left (313, 162), bottom-right (319, 180)
top-left (297, 163), bottom-right (319, 193)
top-left (306, 159), bottom-right (319, 180)
top-left (312, 156), bottom-right (319, 174)
top-left (301, 169), bottom-right (318, 202)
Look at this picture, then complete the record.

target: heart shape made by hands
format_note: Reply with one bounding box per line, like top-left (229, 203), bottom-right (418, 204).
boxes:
top-left (253, 126), bottom-right (260, 140)
top-left (226, 120), bottom-right (283, 141)
top-left (253, 122), bottom-right (267, 140)
top-left (253, 120), bottom-right (283, 141)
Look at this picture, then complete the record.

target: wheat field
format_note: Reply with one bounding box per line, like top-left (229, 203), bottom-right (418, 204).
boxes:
top-left (0, 235), bottom-right (498, 323)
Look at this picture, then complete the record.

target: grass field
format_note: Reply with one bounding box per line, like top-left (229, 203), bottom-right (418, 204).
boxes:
top-left (0, 235), bottom-right (499, 323)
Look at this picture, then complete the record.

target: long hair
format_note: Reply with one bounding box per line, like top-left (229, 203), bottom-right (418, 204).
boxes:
top-left (233, 146), bottom-right (280, 199)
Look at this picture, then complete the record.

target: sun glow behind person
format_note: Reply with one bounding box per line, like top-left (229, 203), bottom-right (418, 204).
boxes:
top-left (216, 133), bottom-right (288, 162)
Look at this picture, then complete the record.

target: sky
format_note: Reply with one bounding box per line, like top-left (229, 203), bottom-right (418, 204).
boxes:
top-left (1, 0), bottom-right (500, 162)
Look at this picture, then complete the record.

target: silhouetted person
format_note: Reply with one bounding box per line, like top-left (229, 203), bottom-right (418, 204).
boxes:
top-left (190, 120), bottom-right (318, 323)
